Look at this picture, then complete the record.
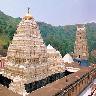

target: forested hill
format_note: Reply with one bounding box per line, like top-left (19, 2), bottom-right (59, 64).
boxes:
top-left (0, 10), bottom-right (20, 47)
top-left (38, 22), bottom-right (76, 56)
top-left (0, 10), bottom-right (96, 57)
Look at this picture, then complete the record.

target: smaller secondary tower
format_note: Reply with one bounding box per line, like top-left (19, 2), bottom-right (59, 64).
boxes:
top-left (74, 24), bottom-right (89, 60)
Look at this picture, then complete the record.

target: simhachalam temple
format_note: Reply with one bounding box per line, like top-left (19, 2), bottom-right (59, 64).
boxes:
top-left (0, 9), bottom-right (96, 96)
top-left (0, 9), bottom-right (66, 95)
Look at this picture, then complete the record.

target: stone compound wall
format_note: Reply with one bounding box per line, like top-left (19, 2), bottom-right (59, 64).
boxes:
top-left (55, 68), bottom-right (96, 96)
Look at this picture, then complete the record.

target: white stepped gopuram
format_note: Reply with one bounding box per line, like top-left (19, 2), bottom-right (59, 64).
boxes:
top-left (47, 44), bottom-right (64, 73)
top-left (5, 10), bottom-right (48, 81)
top-left (3, 9), bottom-right (48, 95)
top-left (2, 9), bottom-right (65, 95)
top-left (47, 44), bottom-right (62, 58)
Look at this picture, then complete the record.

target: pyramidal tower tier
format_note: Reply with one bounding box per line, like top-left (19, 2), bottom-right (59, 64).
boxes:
top-left (7, 13), bottom-right (47, 65)
top-left (3, 9), bottom-right (50, 94)
top-left (74, 24), bottom-right (89, 60)
top-left (2, 9), bottom-right (65, 95)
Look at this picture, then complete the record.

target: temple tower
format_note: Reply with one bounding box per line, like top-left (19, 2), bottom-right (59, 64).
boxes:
top-left (3, 8), bottom-right (48, 95)
top-left (2, 9), bottom-right (65, 95)
top-left (74, 24), bottom-right (89, 60)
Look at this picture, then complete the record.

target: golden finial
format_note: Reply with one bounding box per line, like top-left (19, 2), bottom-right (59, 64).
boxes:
top-left (23, 7), bottom-right (32, 20)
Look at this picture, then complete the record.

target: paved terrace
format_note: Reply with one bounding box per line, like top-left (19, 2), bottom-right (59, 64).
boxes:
top-left (29, 67), bottom-right (93, 96)
top-left (0, 85), bottom-right (21, 96)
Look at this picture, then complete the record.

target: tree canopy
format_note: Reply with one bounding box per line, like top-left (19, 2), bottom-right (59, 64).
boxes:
top-left (0, 10), bottom-right (96, 63)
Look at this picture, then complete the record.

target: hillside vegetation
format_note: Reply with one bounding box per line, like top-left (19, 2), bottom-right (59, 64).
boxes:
top-left (0, 10), bottom-right (96, 61)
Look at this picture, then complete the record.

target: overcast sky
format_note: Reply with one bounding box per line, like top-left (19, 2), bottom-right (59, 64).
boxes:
top-left (0, 0), bottom-right (96, 25)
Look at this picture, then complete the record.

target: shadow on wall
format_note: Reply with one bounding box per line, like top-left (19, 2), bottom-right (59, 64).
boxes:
top-left (0, 74), bottom-right (12, 88)
top-left (25, 70), bottom-right (73, 93)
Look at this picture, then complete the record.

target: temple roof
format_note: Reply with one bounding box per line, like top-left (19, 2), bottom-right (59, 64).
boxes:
top-left (56, 50), bottom-right (60, 54)
top-left (63, 53), bottom-right (74, 63)
top-left (47, 44), bottom-right (54, 50)
top-left (47, 44), bottom-right (58, 54)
